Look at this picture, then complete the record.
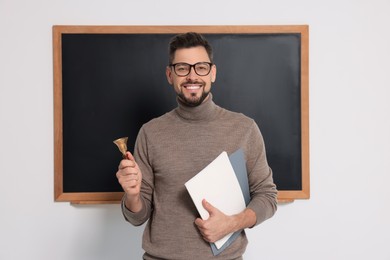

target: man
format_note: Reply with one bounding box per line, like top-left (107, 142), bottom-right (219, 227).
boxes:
top-left (116, 32), bottom-right (277, 260)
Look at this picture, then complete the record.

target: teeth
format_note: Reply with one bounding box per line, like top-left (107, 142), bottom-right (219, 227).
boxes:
top-left (185, 85), bottom-right (201, 90)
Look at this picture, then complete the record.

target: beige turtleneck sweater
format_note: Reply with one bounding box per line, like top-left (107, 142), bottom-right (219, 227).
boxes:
top-left (122, 94), bottom-right (277, 260)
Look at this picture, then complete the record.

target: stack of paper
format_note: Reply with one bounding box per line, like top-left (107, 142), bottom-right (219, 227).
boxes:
top-left (184, 149), bottom-right (249, 255)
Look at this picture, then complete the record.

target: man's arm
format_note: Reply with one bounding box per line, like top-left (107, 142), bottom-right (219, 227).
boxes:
top-left (195, 121), bottom-right (277, 243)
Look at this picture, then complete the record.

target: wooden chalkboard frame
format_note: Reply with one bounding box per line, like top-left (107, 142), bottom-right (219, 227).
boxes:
top-left (53, 25), bottom-right (309, 204)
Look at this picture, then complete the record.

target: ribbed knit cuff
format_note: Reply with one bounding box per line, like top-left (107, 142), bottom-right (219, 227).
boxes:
top-left (121, 195), bottom-right (149, 226)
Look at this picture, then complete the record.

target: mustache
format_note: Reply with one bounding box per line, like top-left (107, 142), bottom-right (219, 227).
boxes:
top-left (180, 79), bottom-right (205, 87)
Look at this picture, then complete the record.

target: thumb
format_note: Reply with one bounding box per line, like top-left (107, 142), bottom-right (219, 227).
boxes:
top-left (202, 199), bottom-right (217, 216)
top-left (126, 151), bottom-right (135, 161)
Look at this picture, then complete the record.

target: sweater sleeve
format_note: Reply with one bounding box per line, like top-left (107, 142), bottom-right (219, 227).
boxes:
top-left (244, 121), bottom-right (278, 226)
top-left (121, 126), bottom-right (154, 226)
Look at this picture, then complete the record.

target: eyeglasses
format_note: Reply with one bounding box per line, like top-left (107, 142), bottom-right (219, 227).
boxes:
top-left (170, 62), bottom-right (213, 77)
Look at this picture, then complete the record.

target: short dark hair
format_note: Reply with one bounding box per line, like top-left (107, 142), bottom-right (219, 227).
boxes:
top-left (168, 32), bottom-right (213, 64)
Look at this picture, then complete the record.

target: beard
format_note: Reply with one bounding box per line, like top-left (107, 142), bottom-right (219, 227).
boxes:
top-left (177, 80), bottom-right (210, 107)
top-left (177, 89), bottom-right (210, 107)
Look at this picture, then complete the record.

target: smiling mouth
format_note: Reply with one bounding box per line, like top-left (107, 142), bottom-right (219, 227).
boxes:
top-left (182, 81), bottom-right (204, 91)
top-left (184, 85), bottom-right (202, 90)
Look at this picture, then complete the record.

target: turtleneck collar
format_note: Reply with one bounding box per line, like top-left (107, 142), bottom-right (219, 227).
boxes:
top-left (174, 93), bottom-right (219, 122)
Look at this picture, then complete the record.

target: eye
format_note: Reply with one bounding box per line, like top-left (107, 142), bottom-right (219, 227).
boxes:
top-left (196, 63), bottom-right (209, 71)
top-left (176, 64), bottom-right (189, 71)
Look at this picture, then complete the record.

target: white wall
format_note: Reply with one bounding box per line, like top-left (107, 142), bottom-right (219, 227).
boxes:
top-left (1, 0), bottom-right (389, 259)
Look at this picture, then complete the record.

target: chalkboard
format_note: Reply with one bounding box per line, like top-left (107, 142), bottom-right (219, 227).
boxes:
top-left (53, 26), bottom-right (309, 203)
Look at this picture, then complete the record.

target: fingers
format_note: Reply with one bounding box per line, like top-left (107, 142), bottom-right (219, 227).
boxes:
top-left (194, 217), bottom-right (204, 228)
top-left (121, 176), bottom-right (140, 189)
top-left (119, 151), bottom-right (140, 173)
top-left (116, 169), bottom-right (141, 193)
top-left (117, 162), bottom-right (139, 179)
top-left (119, 155), bottom-right (136, 168)
top-left (194, 217), bottom-right (215, 243)
top-left (116, 151), bottom-right (142, 193)
top-left (195, 200), bottom-right (229, 243)
top-left (118, 160), bottom-right (137, 171)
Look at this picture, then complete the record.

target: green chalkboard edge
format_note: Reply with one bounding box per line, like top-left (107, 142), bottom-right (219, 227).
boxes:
top-left (53, 25), bottom-right (310, 204)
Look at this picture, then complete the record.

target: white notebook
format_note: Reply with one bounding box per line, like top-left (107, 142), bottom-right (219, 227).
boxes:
top-left (184, 151), bottom-right (246, 249)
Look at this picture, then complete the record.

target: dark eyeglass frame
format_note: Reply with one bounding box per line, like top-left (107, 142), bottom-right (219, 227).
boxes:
top-left (169, 62), bottom-right (213, 77)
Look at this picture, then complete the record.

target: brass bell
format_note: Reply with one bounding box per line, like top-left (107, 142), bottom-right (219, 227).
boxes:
top-left (113, 137), bottom-right (128, 158)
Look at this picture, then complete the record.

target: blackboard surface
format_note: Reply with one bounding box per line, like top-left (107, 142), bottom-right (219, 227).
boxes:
top-left (54, 26), bottom-right (309, 203)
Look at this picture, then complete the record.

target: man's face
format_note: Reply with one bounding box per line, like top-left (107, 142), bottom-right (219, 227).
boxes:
top-left (166, 46), bottom-right (217, 106)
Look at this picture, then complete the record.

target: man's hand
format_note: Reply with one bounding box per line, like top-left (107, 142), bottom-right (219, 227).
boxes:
top-left (116, 151), bottom-right (143, 212)
top-left (194, 199), bottom-right (236, 243)
top-left (194, 199), bottom-right (257, 243)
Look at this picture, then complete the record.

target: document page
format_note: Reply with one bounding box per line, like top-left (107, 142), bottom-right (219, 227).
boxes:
top-left (185, 151), bottom-right (246, 249)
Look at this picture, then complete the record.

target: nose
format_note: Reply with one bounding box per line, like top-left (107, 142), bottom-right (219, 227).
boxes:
top-left (186, 66), bottom-right (198, 80)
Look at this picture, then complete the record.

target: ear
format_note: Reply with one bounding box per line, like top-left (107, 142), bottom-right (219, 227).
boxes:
top-left (211, 64), bottom-right (217, 83)
top-left (166, 66), bottom-right (173, 85)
